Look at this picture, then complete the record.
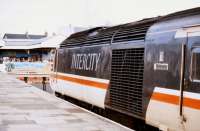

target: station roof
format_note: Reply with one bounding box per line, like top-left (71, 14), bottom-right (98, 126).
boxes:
top-left (0, 34), bottom-right (65, 49)
top-left (3, 33), bottom-right (46, 39)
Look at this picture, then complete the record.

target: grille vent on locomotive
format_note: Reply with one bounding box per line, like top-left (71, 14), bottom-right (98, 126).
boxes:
top-left (60, 27), bottom-right (117, 48)
top-left (107, 20), bottom-right (155, 118)
top-left (110, 48), bottom-right (144, 117)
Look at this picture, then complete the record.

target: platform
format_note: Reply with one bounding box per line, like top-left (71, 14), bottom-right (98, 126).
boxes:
top-left (0, 73), bottom-right (133, 131)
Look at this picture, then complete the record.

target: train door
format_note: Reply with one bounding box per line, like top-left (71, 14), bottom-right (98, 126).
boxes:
top-left (181, 31), bottom-right (200, 131)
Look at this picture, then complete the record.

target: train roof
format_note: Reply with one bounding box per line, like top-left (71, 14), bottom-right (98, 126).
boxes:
top-left (60, 17), bottom-right (158, 48)
top-left (161, 7), bottom-right (200, 21)
top-left (60, 7), bottom-right (200, 48)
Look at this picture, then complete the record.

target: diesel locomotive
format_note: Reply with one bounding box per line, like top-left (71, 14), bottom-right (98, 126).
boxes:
top-left (50, 7), bottom-right (200, 130)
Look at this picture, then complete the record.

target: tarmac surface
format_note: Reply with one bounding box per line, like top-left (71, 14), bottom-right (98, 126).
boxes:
top-left (0, 73), bottom-right (133, 131)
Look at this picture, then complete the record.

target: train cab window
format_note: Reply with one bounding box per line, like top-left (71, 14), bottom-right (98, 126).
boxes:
top-left (191, 48), bottom-right (200, 81)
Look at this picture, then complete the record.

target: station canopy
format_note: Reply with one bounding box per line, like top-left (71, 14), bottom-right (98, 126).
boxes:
top-left (0, 34), bottom-right (66, 49)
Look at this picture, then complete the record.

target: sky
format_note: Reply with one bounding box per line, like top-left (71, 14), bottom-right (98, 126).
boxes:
top-left (0, 0), bottom-right (199, 36)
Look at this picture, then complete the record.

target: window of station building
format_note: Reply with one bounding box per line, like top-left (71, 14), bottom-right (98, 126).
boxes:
top-left (191, 48), bottom-right (200, 81)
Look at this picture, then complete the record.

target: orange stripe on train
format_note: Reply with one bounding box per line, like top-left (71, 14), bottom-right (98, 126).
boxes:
top-left (54, 74), bottom-right (108, 89)
top-left (151, 92), bottom-right (179, 105)
top-left (152, 92), bottom-right (200, 110)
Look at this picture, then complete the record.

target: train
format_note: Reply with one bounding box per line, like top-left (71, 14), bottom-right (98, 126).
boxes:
top-left (50, 7), bottom-right (200, 131)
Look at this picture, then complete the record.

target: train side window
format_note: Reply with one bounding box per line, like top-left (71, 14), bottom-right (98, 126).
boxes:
top-left (191, 48), bottom-right (200, 82)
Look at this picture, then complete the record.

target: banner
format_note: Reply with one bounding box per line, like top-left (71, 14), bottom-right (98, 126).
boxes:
top-left (6, 62), bottom-right (51, 76)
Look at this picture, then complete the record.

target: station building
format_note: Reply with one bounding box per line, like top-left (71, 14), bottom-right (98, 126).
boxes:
top-left (1, 33), bottom-right (50, 61)
top-left (0, 33), bottom-right (66, 83)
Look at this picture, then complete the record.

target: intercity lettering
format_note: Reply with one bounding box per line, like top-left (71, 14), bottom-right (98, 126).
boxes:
top-left (71, 53), bottom-right (101, 71)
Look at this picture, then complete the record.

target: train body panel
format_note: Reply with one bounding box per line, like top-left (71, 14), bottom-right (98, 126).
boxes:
top-left (51, 72), bottom-right (109, 108)
top-left (146, 87), bottom-right (200, 131)
top-left (50, 45), bottom-right (111, 108)
top-left (143, 12), bottom-right (200, 130)
top-left (49, 7), bottom-right (200, 130)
